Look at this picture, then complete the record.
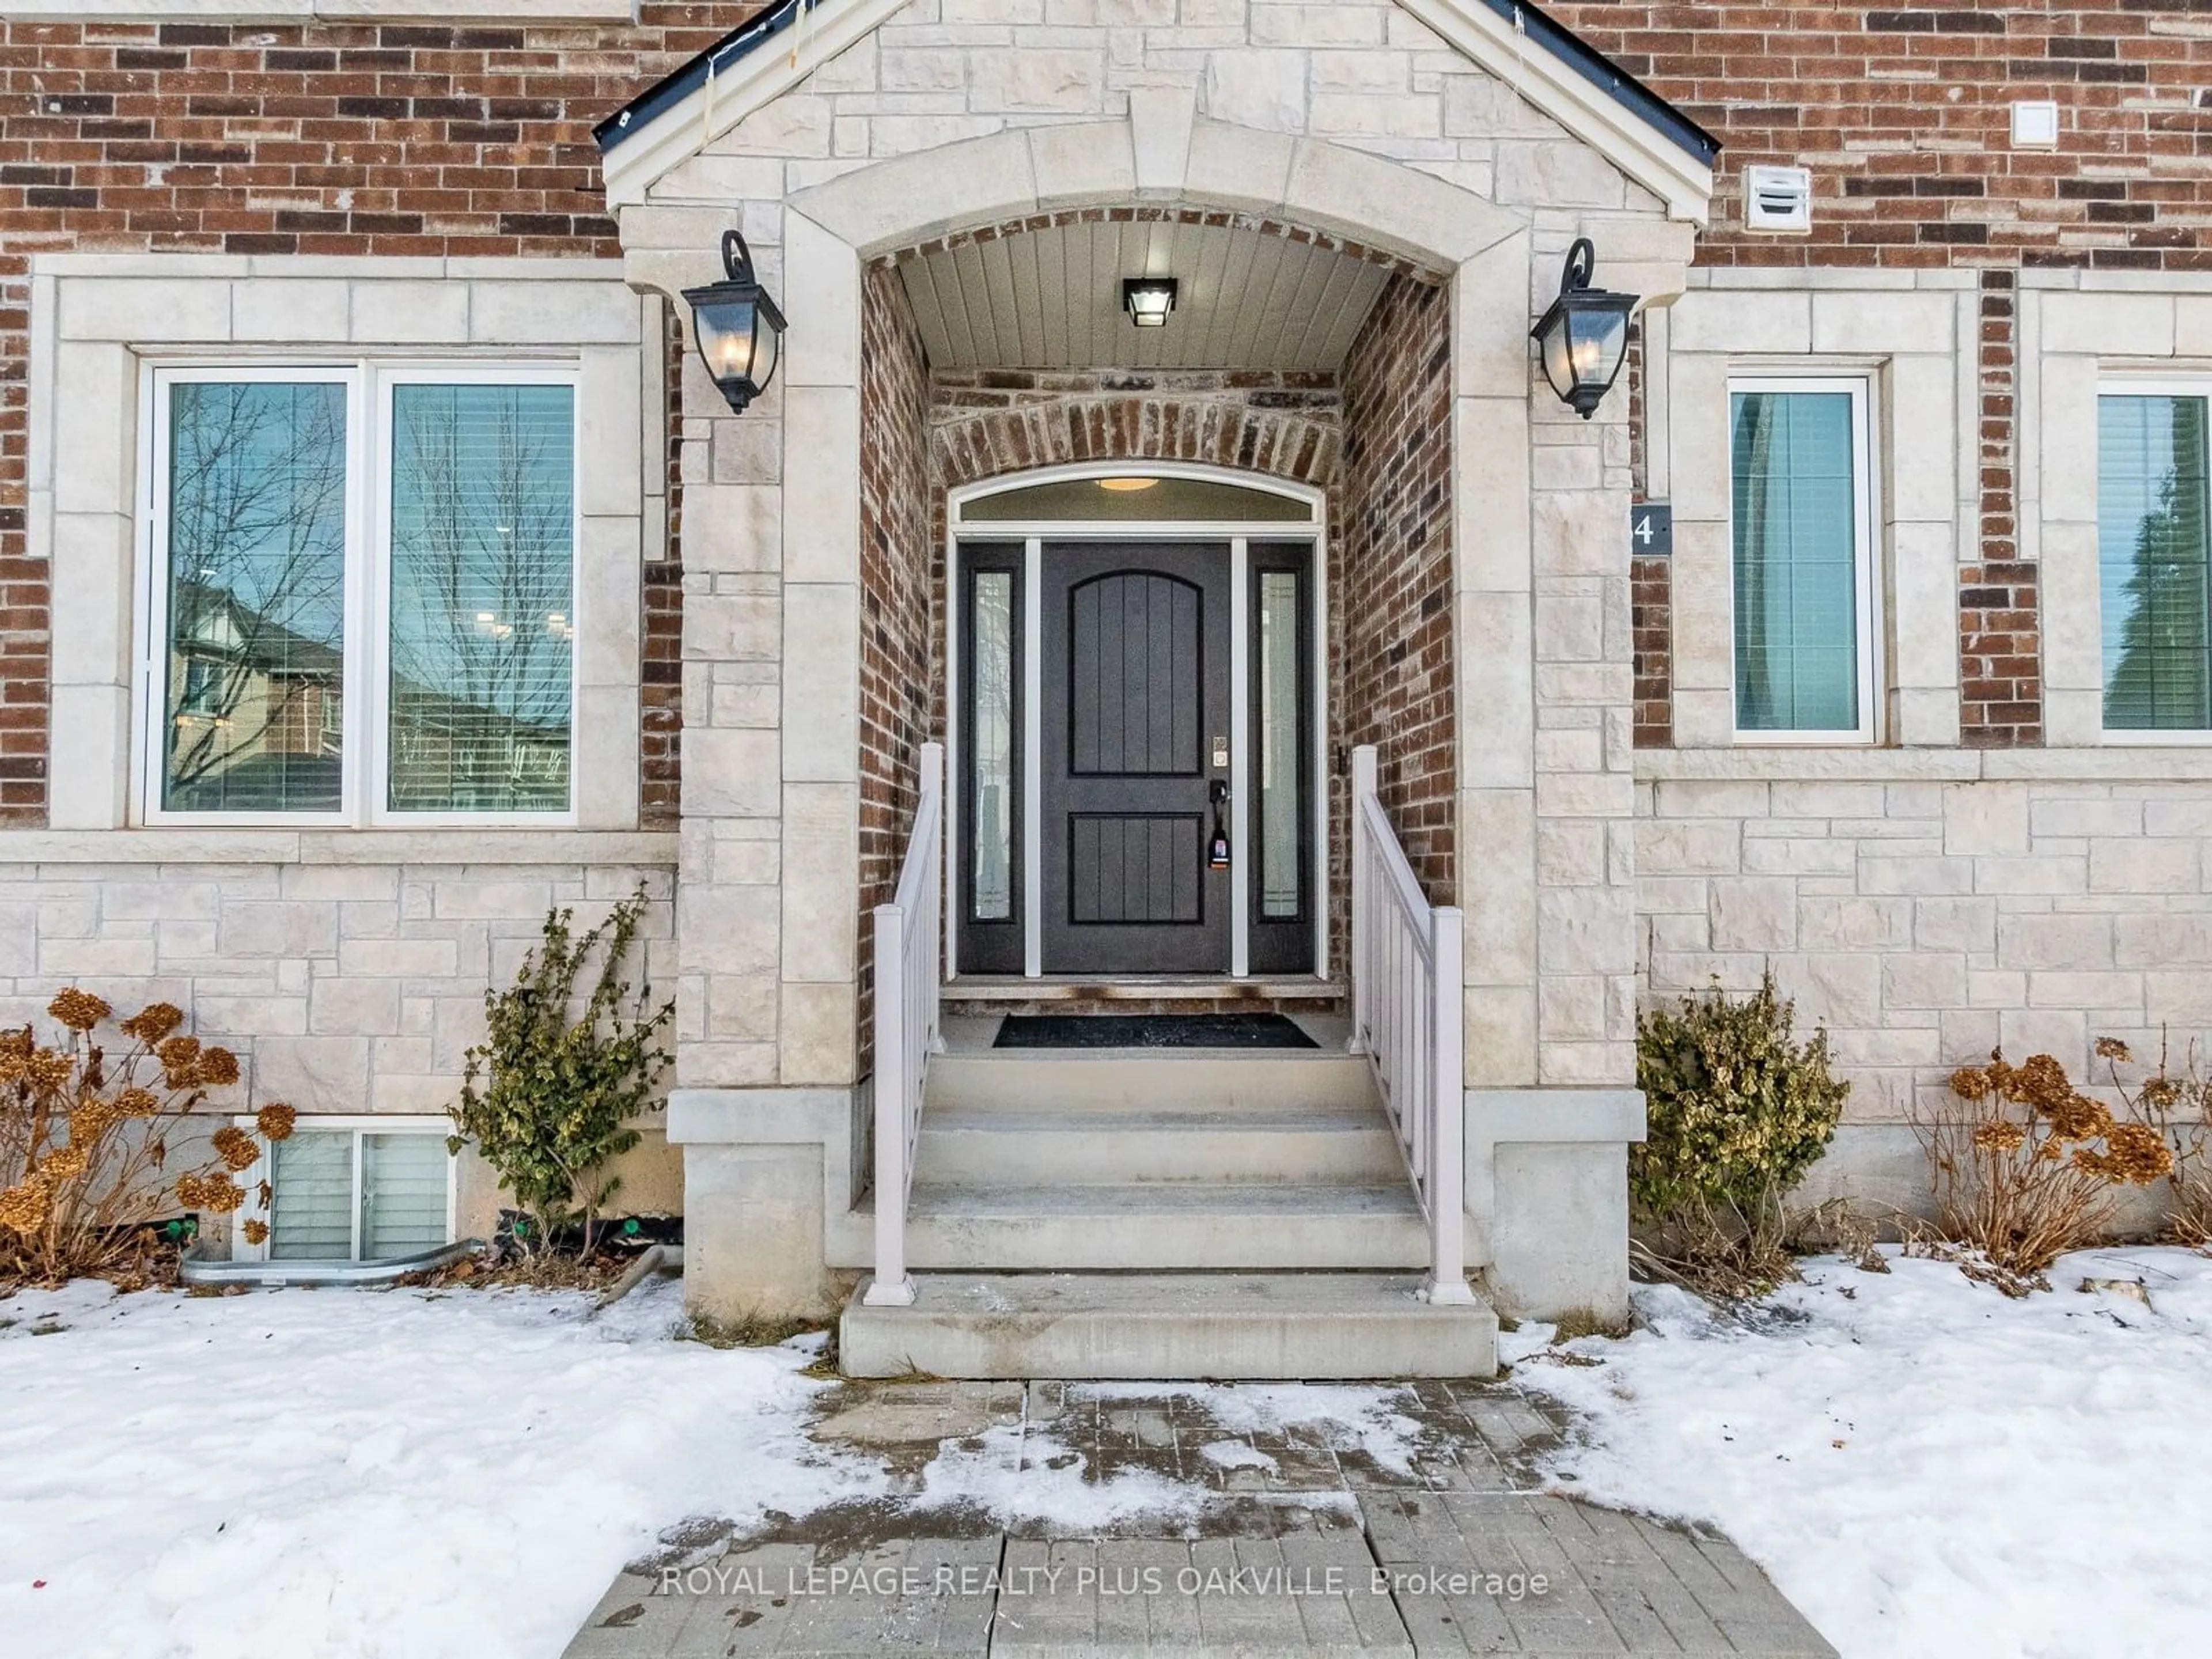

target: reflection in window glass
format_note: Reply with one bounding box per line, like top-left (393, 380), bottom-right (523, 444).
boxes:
top-left (1258, 571), bottom-right (1301, 919)
top-left (361, 1133), bottom-right (450, 1260)
top-left (162, 381), bottom-right (349, 813)
top-left (269, 1131), bottom-right (353, 1260)
top-left (387, 384), bottom-right (575, 813)
top-left (2099, 395), bottom-right (2211, 730)
top-left (1731, 390), bottom-right (1861, 733)
top-left (972, 572), bottom-right (1014, 922)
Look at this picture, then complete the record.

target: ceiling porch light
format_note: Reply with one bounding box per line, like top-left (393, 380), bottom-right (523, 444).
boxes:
top-left (1529, 237), bottom-right (1639, 420)
top-left (683, 230), bottom-right (787, 414)
top-left (1120, 277), bottom-right (1178, 328)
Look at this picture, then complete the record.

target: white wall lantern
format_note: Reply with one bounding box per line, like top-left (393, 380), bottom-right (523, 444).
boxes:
top-left (1529, 237), bottom-right (1639, 420)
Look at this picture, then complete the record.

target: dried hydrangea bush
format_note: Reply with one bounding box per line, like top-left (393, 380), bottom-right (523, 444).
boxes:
top-left (2095, 1035), bottom-right (2212, 1249)
top-left (0, 990), bottom-right (297, 1288)
top-left (1921, 1046), bottom-right (2174, 1287)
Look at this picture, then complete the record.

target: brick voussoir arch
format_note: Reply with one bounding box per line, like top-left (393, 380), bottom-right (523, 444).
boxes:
top-left (931, 397), bottom-right (1340, 493)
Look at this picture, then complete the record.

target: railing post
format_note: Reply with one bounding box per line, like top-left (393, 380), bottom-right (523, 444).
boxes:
top-left (863, 899), bottom-right (915, 1307)
top-left (1423, 902), bottom-right (1475, 1305)
top-left (1349, 744), bottom-right (1377, 1055)
top-left (921, 741), bottom-right (946, 1057)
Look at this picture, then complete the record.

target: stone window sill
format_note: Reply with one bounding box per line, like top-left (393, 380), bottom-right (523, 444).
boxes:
top-left (0, 829), bottom-right (676, 867)
top-left (1637, 748), bottom-right (2212, 783)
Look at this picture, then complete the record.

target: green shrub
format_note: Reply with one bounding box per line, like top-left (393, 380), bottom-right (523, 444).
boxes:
top-left (448, 889), bottom-right (673, 1255)
top-left (1633, 974), bottom-right (1848, 1290)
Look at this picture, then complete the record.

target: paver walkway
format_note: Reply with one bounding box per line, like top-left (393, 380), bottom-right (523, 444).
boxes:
top-left (564, 1377), bottom-right (1836, 1658)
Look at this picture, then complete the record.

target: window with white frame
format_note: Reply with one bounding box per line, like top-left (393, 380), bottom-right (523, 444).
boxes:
top-left (145, 363), bottom-right (579, 822)
top-left (1728, 378), bottom-right (1878, 742)
top-left (234, 1119), bottom-right (457, 1263)
top-left (2097, 387), bottom-right (2212, 734)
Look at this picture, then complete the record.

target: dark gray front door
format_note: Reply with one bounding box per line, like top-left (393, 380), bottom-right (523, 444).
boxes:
top-left (1041, 542), bottom-right (1231, 974)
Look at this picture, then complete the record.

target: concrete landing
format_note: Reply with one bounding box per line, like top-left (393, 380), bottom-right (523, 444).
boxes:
top-left (840, 1273), bottom-right (1498, 1380)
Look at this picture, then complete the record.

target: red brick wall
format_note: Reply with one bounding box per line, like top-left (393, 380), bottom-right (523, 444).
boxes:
top-left (1547, 0), bottom-right (2212, 750)
top-left (857, 263), bottom-right (933, 1069)
top-left (642, 305), bottom-right (687, 827)
top-left (0, 7), bottom-right (762, 822)
top-left (1338, 273), bottom-right (1455, 906)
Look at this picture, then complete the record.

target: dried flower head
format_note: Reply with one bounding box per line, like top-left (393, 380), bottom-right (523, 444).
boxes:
top-left (156, 1036), bottom-right (201, 1089)
top-left (0, 1027), bottom-right (31, 1063)
top-left (47, 988), bottom-right (110, 1033)
top-left (67, 1098), bottom-right (118, 1142)
top-left (210, 1126), bottom-right (260, 1173)
top-left (2012, 1054), bottom-right (2077, 1113)
top-left (194, 1047), bottom-right (240, 1089)
top-left (242, 1218), bottom-right (269, 1247)
top-left (175, 1173), bottom-right (209, 1209)
top-left (39, 1145), bottom-right (88, 1183)
top-left (255, 1103), bottom-right (297, 1143)
top-left (2103, 1120), bottom-right (2175, 1184)
top-left (0, 1179), bottom-right (49, 1236)
top-left (2040, 1090), bottom-right (2113, 1143)
top-left (1972, 1119), bottom-right (2027, 1155)
top-left (120, 1003), bottom-right (186, 1044)
top-left (198, 1175), bottom-right (245, 1214)
top-left (1950, 1065), bottom-right (1994, 1102)
top-left (2141, 1077), bottom-right (2181, 1111)
top-left (115, 1086), bottom-right (160, 1119)
top-left (24, 1049), bottom-right (73, 1093)
top-left (2094, 1036), bottom-right (2133, 1063)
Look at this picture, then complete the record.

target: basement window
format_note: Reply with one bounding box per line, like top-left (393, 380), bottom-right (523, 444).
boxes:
top-left (231, 1118), bottom-right (457, 1263)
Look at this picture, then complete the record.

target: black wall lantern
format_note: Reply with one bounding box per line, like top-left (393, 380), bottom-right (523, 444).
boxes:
top-left (683, 230), bottom-right (787, 414)
top-left (1529, 237), bottom-right (1638, 419)
top-left (1121, 276), bottom-right (1178, 328)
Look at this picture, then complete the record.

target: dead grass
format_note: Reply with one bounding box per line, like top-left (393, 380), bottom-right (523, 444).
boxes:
top-left (1548, 1305), bottom-right (1633, 1343)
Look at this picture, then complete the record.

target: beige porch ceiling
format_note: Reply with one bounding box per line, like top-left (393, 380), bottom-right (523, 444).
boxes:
top-left (893, 217), bottom-right (1392, 373)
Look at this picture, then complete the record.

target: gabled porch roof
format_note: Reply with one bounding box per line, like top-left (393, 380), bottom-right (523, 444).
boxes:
top-left (591, 0), bottom-right (1719, 221)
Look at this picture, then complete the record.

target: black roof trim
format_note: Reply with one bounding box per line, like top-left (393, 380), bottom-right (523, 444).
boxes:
top-left (1476, 1), bottom-right (1718, 166)
top-left (594, 0), bottom-right (1719, 168)
top-left (593, 0), bottom-right (813, 154)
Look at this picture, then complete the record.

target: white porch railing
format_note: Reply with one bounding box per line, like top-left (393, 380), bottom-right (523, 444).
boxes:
top-left (862, 740), bottom-right (944, 1308)
top-left (1349, 744), bottom-right (1475, 1305)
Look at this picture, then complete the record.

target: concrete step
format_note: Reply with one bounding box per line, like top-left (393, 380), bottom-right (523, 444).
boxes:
top-left (850, 1181), bottom-right (1431, 1271)
top-left (912, 1104), bottom-right (1407, 1186)
top-left (925, 1050), bottom-right (1376, 1113)
top-left (840, 1272), bottom-right (1497, 1380)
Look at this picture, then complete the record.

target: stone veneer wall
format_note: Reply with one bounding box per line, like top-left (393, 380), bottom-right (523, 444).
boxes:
top-left (1338, 273), bottom-right (1456, 907)
top-left (1639, 768), bottom-right (2212, 1121)
top-left (857, 264), bottom-right (933, 1066)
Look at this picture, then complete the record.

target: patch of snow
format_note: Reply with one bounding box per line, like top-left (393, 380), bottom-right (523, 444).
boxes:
top-left (1510, 1245), bottom-right (2212, 1659)
top-left (1084, 1381), bottom-right (1431, 1475)
top-left (1197, 1439), bottom-right (1278, 1474)
top-left (908, 1417), bottom-right (1202, 1531)
top-left (0, 1277), bottom-right (881, 1659)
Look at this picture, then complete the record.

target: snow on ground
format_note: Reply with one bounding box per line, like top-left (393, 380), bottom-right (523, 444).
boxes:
top-left (0, 1277), bottom-right (880, 1659)
top-left (1505, 1245), bottom-right (2212, 1659)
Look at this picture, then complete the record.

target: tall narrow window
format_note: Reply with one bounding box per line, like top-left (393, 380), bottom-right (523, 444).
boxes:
top-left (971, 570), bottom-right (1016, 922)
top-left (1256, 569), bottom-right (1302, 919)
top-left (387, 382), bottom-right (575, 813)
top-left (1730, 383), bottom-right (1874, 740)
top-left (160, 379), bottom-right (349, 813)
top-left (2099, 393), bottom-right (2211, 731)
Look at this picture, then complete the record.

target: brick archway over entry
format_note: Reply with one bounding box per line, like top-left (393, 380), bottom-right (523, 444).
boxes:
top-left (930, 389), bottom-right (1341, 495)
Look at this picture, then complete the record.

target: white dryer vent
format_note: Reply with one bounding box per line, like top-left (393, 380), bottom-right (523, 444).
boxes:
top-left (1744, 165), bottom-right (1813, 233)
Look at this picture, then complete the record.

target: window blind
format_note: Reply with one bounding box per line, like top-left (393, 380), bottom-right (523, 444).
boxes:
top-left (1731, 390), bottom-right (1861, 734)
top-left (387, 383), bottom-right (575, 813)
top-left (361, 1134), bottom-right (450, 1260)
top-left (268, 1131), bottom-right (354, 1260)
top-left (2099, 395), bottom-right (2211, 730)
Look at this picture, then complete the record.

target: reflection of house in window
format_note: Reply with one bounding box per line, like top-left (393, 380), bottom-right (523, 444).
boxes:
top-left (165, 581), bottom-right (344, 813)
top-left (388, 675), bottom-right (570, 814)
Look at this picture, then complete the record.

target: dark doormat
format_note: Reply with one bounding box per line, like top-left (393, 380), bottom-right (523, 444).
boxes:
top-left (994, 1013), bottom-right (1319, 1050)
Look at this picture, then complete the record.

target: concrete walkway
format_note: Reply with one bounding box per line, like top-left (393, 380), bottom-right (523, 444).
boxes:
top-left (563, 1377), bottom-right (1836, 1658)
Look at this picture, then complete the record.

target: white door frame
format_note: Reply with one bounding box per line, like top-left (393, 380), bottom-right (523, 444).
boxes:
top-left (943, 461), bottom-right (1330, 983)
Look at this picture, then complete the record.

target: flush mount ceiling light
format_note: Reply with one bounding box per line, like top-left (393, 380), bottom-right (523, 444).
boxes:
top-left (1097, 476), bottom-right (1161, 492)
top-left (1120, 277), bottom-right (1178, 328)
